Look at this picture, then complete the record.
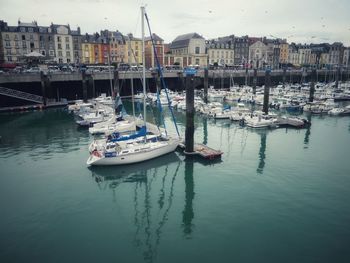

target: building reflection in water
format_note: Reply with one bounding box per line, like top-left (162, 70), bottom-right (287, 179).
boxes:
top-left (89, 153), bottom-right (189, 263)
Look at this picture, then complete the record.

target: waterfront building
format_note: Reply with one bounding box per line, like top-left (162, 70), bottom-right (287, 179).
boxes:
top-left (264, 38), bottom-right (281, 69)
top-left (298, 45), bottom-right (312, 66)
top-left (71, 27), bottom-right (82, 64)
top-left (329, 42), bottom-right (344, 66)
top-left (249, 39), bottom-right (268, 69)
top-left (38, 26), bottom-right (55, 62)
top-left (0, 20), bottom-right (40, 63)
top-left (279, 42), bottom-right (289, 65)
top-left (310, 44), bottom-right (330, 68)
top-left (0, 22), bottom-right (4, 64)
top-left (320, 52), bottom-right (330, 67)
top-left (233, 35), bottom-right (249, 66)
top-left (145, 33), bottom-right (164, 68)
top-left (101, 30), bottom-right (127, 64)
top-left (81, 34), bottom-right (97, 64)
top-left (166, 32), bottom-right (207, 68)
top-left (343, 48), bottom-right (350, 67)
top-left (50, 24), bottom-right (74, 64)
top-left (288, 43), bottom-right (299, 66)
top-left (206, 36), bottom-right (234, 66)
top-left (126, 33), bottom-right (142, 65)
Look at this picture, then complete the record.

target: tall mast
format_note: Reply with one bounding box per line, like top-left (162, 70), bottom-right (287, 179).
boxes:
top-left (141, 6), bottom-right (146, 127)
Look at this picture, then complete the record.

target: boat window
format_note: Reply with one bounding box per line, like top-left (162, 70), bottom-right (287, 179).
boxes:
top-left (122, 150), bottom-right (129, 154)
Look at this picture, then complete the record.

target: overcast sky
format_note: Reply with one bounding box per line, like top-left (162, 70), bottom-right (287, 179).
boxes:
top-left (1, 0), bottom-right (349, 45)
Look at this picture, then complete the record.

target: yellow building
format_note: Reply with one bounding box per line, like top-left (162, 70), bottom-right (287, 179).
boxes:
top-left (279, 43), bottom-right (289, 64)
top-left (82, 42), bottom-right (94, 64)
top-left (106, 30), bottom-right (127, 64)
top-left (126, 33), bottom-right (142, 65)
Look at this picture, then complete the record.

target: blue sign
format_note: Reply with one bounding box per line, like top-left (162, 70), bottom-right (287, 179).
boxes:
top-left (184, 68), bottom-right (197, 76)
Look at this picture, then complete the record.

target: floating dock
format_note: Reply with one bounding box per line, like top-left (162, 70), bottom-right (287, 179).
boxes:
top-left (178, 143), bottom-right (223, 160)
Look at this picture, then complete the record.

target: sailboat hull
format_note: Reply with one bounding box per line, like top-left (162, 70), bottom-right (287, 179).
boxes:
top-left (87, 139), bottom-right (180, 166)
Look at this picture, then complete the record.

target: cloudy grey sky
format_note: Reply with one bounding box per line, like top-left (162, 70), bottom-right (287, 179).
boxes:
top-left (1, 0), bottom-right (349, 45)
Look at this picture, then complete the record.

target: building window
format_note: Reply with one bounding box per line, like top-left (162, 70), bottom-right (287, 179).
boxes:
top-left (5, 41), bottom-right (11, 47)
top-left (22, 35), bottom-right (25, 40)
top-left (41, 50), bottom-right (46, 56)
top-left (57, 36), bottom-right (61, 42)
top-left (7, 56), bottom-right (12, 61)
top-left (22, 41), bottom-right (27, 48)
top-left (5, 34), bottom-right (9, 40)
top-left (195, 47), bottom-right (200, 54)
top-left (48, 36), bottom-right (52, 41)
top-left (58, 51), bottom-right (63, 56)
top-left (66, 44), bottom-right (70, 49)
top-left (20, 27), bottom-right (25, 32)
top-left (65, 37), bottom-right (69, 42)
top-left (28, 28), bottom-right (33, 33)
top-left (6, 49), bottom-right (11, 55)
top-left (66, 51), bottom-right (71, 57)
top-left (30, 35), bottom-right (34, 40)
top-left (49, 50), bottom-right (54, 56)
top-left (195, 58), bottom-right (199, 65)
top-left (58, 43), bottom-right (62, 49)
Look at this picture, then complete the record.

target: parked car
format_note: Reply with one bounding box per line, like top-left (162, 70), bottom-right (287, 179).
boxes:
top-left (25, 67), bottom-right (41, 73)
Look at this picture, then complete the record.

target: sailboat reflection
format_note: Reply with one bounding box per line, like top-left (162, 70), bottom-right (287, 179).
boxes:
top-left (89, 152), bottom-right (185, 263)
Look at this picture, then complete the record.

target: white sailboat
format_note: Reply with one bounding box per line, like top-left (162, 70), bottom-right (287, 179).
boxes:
top-left (87, 6), bottom-right (180, 166)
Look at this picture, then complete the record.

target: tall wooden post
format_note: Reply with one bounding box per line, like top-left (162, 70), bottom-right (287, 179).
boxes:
top-left (309, 69), bottom-right (316, 102)
top-left (263, 69), bottom-right (270, 115)
top-left (245, 67), bottom-right (248, 86)
top-left (185, 74), bottom-right (194, 153)
top-left (253, 68), bottom-right (257, 95)
top-left (335, 66), bottom-right (340, 88)
top-left (282, 68), bottom-right (286, 86)
top-left (204, 68), bottom-right (208, 103)
top-left (114, 70), bottom-right (120, 97)
top-left (82, 71), bottom-right (88, 102)
top-left (40, 72), bottom-right (47, 106)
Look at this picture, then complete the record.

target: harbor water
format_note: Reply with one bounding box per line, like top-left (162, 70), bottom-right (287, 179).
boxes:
top-left (1, 108), bottom-right (350, 263)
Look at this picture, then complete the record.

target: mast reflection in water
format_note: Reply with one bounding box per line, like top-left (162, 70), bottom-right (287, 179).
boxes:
top-left (89, 152), bottom-right (193, 263)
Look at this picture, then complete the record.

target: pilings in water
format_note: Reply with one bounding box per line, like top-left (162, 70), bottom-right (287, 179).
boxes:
top-left (263, 69), bottom-right (271, 115)
top-left (335, 67), bottom-right (340, 89)
top-left (283, 68), bottom-right (287, 86)
top-left (309, 69), bottom-right (316, 102)
top-left (185, 74), bottom-right (194, 153)
top-left (88, 74), bottom-right (95, 98)
top-left (253, 69), bottom-right (257, 95)
top-left (82, 71), bottom-right (88, 102)
top-left (203, 68), bottom-right (208, 103)
top-left (114, 71), bottom-right (120, 97)
top-left (40, 72), bottom-right (49, 106)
